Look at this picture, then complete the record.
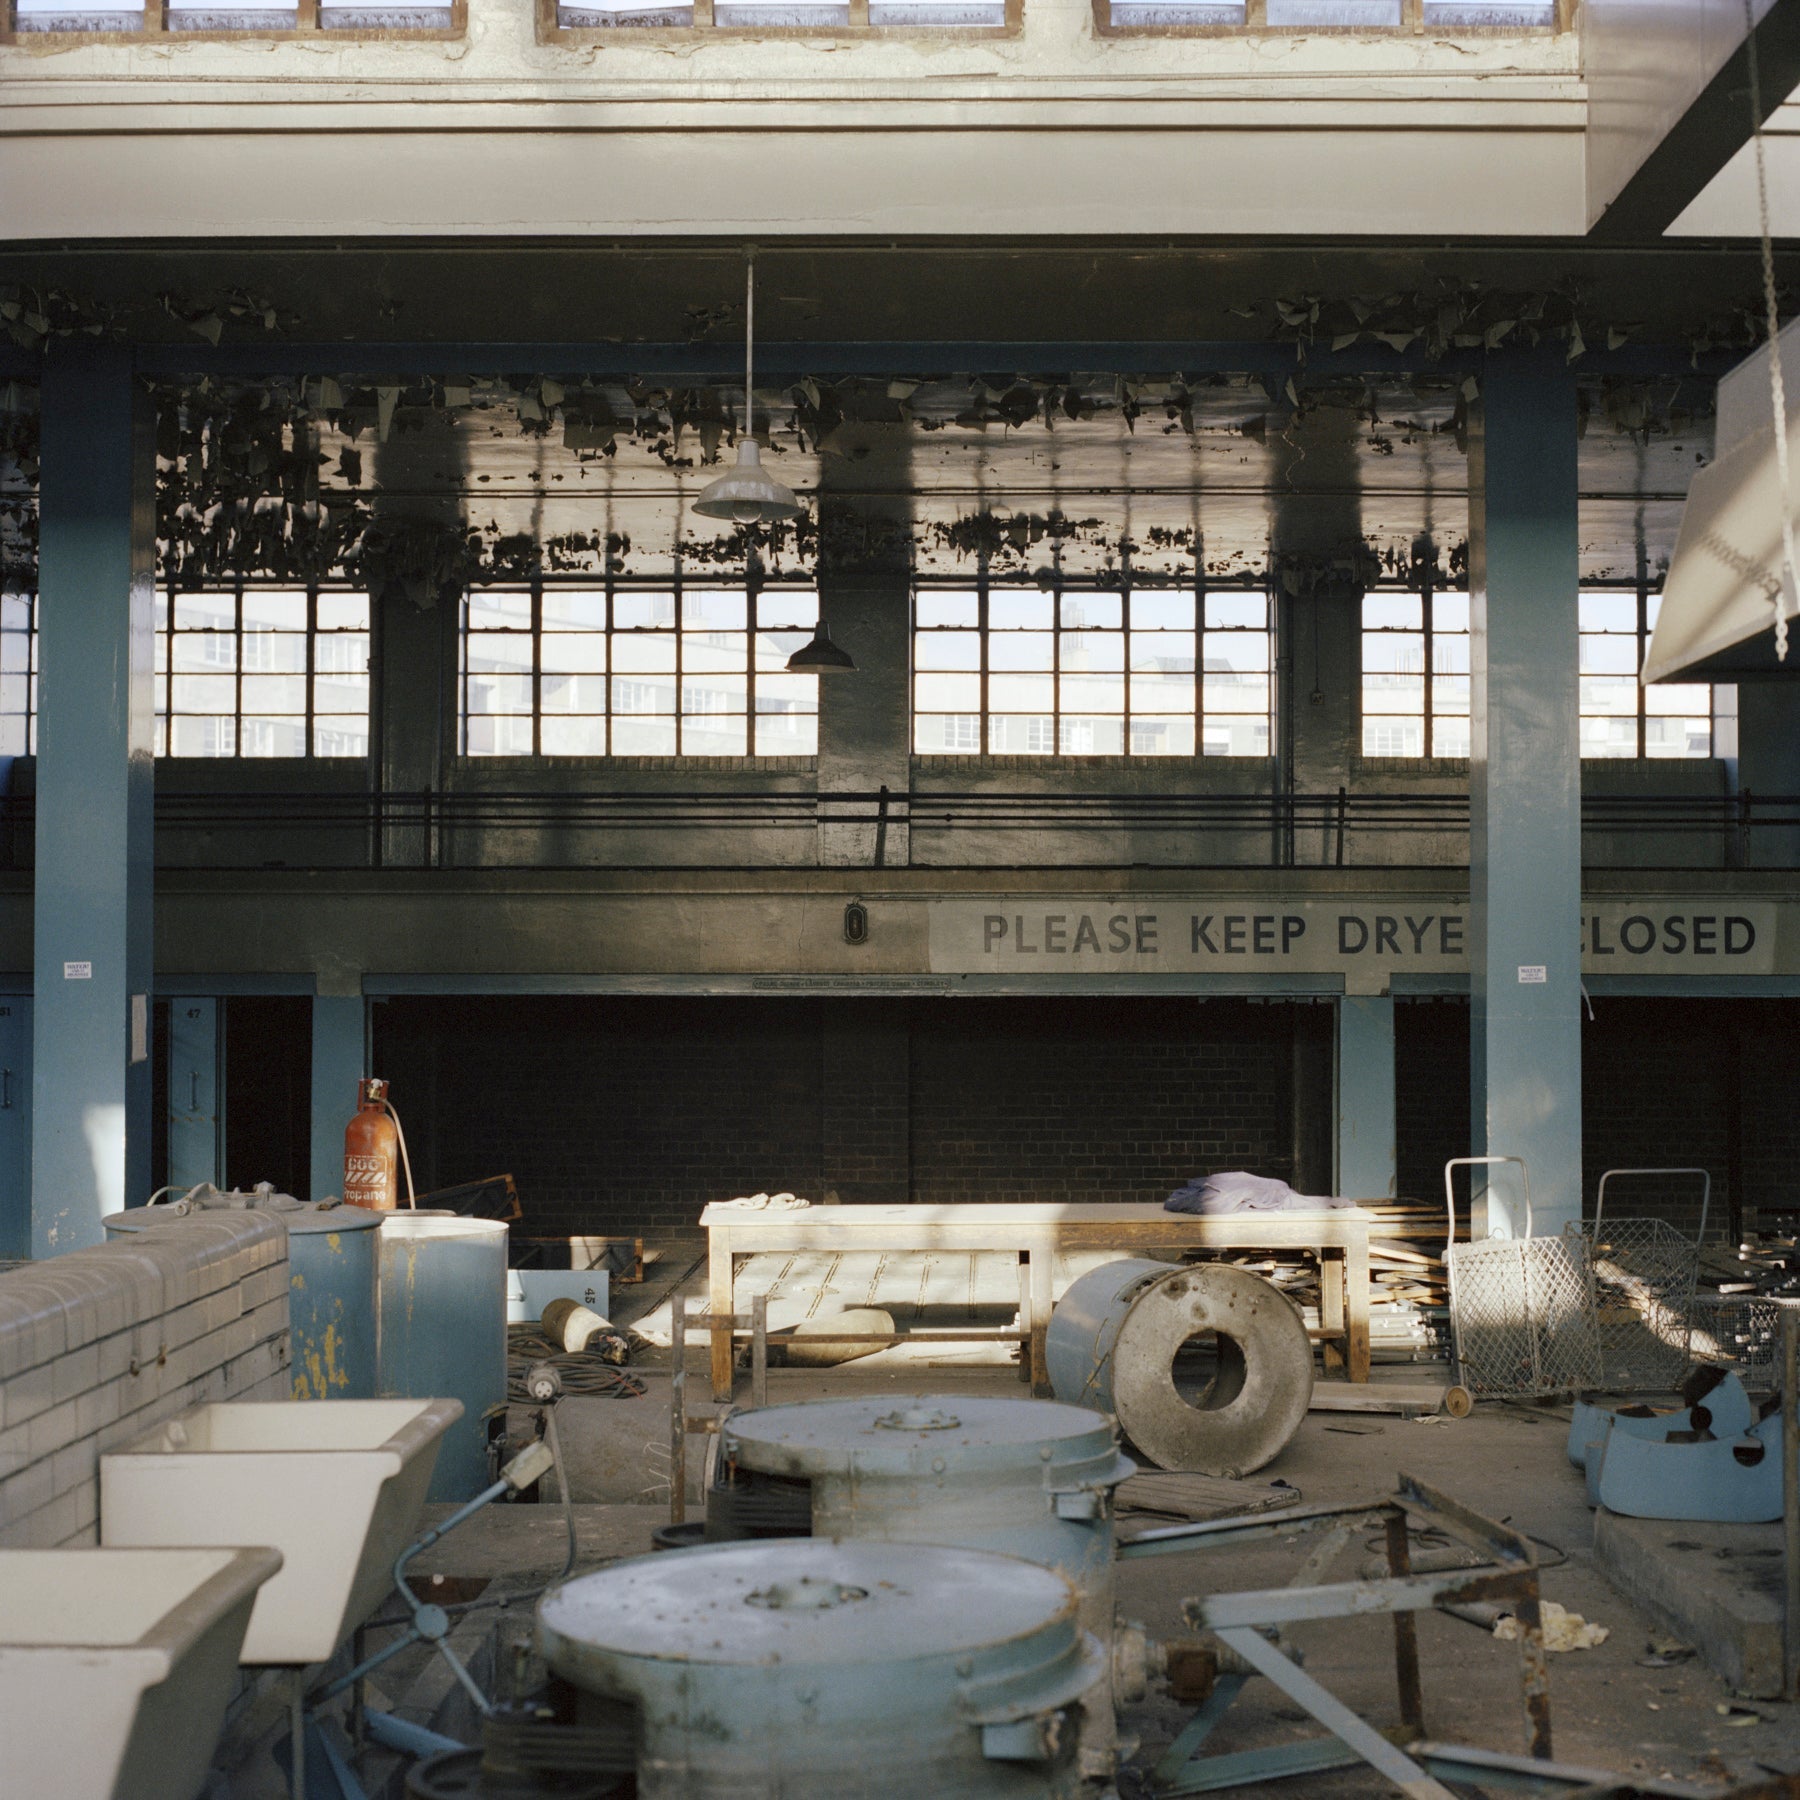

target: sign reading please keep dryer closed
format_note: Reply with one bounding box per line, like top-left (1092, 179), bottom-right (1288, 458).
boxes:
top-left (925, 899), bottom-right (1782, 975)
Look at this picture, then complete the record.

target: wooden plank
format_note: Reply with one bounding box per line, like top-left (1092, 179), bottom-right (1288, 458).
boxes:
top-left (1115, 1471), bottom-right (1301, 1523)
top-left (1309, 1383), bottom-right (1446, 1417)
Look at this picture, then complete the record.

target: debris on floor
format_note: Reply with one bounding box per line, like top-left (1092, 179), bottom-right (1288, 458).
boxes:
top-left (1495, 1600), bottom-right (1610, 1651)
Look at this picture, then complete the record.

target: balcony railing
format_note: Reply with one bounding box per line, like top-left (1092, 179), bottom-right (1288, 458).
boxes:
top-left (0, 786), bottom-right (1791, 871)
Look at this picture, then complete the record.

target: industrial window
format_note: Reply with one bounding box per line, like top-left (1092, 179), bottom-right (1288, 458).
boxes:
top-left (913, 583), bottom-right (1271, 758)
top-left (545, 0), bottom-right (1012, 35)
top-left (1, 0), bottom-right (462, 39)
top-left (1094, 0), bottom-right (1555, 31)
top-left (1360, 591), bottom-right (1470, 759)
top-left (460, 581), bottom-right (820, 758)
top-left (155, 586), bottom-right (371, 758)
top-left (0, 586), bottom-right (33, 756)
top-left (1580, 589), bottom-right (1715, 759)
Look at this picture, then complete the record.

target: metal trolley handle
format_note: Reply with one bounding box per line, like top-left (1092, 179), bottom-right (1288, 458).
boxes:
top-left (1594, 1167), bottom-right (1712, 1246)
top-left (1444, 1156), bottom-right (1533, 1243)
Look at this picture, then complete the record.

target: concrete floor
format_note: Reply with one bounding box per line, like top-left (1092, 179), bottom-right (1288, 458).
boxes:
top-left (398, 1356), bottom-right (1800, 1798)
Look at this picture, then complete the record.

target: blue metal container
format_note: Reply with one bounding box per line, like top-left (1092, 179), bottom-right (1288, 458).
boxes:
top-left (377, 1213), bottom-right (508, 1502)
top-left (103, 1190), bottom-right (380, 1401)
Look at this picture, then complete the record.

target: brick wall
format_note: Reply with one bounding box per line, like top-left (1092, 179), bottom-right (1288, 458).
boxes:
top-left (0, 1212), bottom-right (289, 1548)
top-left (909, 998), bottom-right (1301, 1205)
top-left (820, 1004), bottom-right (911, 1205)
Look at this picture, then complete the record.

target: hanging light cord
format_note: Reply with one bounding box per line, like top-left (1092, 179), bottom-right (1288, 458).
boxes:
top-left (1745, 0), bottom-right (1794, 661)
top-left (743, 247), bottom-right (756, 441)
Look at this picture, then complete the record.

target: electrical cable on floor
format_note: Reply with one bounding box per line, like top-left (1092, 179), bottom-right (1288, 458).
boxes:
top-left (506, 1331), bottom-right (648, 1403)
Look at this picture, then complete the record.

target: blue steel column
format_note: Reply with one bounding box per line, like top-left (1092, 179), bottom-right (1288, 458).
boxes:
top-left (1335, 996), bottom-right (1396, 1200)
top-left (1468, 354), bottom-right (1582, 1237)
top-left (310, 993), bottom-right (366, 1200)
top-left (31, 343), bottom-right (155, 1253)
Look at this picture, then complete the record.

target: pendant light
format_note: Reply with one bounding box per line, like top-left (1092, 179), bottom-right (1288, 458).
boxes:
top-left (692, 249), bottom-right (803, 527)
top-left (784, 619), bottom-right (857, 674)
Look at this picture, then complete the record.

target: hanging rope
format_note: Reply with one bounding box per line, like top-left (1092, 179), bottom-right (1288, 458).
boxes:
top-left (1745, 0), bottom-right (1795, 660)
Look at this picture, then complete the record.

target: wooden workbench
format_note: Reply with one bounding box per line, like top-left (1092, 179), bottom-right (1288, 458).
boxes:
top-left (698, 1201), bottom-right (1374, 1400)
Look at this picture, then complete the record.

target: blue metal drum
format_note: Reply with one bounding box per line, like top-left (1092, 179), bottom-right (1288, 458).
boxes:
top-left (104, 1190), bottom-right (380, 1401)
top-left (377, 1212), bottom-right (508, 1501)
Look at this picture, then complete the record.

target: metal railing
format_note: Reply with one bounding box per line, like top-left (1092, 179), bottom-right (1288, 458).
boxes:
top-left (0, 785), bottom-right (1793, 870)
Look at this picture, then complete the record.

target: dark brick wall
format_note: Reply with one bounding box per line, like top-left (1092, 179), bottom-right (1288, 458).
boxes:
top-left (820, 1006), bottom-right (911, 1205)
top-left (909, 998), bottom-right (1306, 1205)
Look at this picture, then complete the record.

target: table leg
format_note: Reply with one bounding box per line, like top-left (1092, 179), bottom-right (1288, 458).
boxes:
top-left (1320, 1252), bottom-right (1347, 1377)
top-left (708, 1226), bottom-right (735, 1402)
top-left (1016, 1253), bottom-right (1034, 1384)
top-left (1346, 1234), bottom-right (1371, 1383)
top-left (1029, 1245), bottom-right (1054, 1396)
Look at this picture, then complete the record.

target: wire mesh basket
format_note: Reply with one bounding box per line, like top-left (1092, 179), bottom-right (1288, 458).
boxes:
top-left (1690, 1291), bottom-right (1785, 1390)
top-left (1444, 1156), bottom-right (1602, 1401)
top-left (1578, 1168), bottom-right (1710, 1393)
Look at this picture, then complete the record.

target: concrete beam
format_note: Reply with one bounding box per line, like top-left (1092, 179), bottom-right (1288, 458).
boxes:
top-left (30, 341), bottom-right (155, 1252)
top-left (310, 994), bottom-right (366, 1202)
top-left (1468, 352), bottom-right (1582, 1236)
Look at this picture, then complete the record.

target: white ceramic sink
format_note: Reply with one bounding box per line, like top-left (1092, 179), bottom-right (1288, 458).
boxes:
top-left (100, 1396), bottom-right (463, 1665)
top-left (0, 1545), bottom-right (282, 1800)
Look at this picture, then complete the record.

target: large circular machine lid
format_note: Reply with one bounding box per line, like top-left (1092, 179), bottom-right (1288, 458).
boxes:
top-left (538, 1539), bottom-right (1077, 1670)
top-left (723, 1393), bottom-right (1131, 1483)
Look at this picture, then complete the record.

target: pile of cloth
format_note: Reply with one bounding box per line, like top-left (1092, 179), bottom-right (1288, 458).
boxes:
top-left (1164, 1171), bottom-right (1355, 1215)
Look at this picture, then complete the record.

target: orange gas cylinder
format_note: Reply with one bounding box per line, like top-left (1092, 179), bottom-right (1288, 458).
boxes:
top-left (344, 1078), bottom-right (400, 1211)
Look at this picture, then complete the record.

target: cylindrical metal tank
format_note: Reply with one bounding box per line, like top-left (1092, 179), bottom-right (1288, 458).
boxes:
top-left (104, 1189), bottom-right (380, 1401)
top-left (1046, 1257), bottom-right (1314, 1476)
top-left (378, 1213), bottom-right (507, 1502)
top-left (537, 1538), bottom-right (1104, 1800)
top-left (719, 1395), bottom-right (1135, 1780)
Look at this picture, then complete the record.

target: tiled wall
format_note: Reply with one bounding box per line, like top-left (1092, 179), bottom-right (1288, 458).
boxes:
top-left (0, 1212), bottom-right (289, 1547)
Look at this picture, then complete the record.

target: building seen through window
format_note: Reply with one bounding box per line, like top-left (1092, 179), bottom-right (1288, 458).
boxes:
top-left (1579, 589), bottom-right (1714, 758)
top-left (460, 582), bottom-right (820, 757)
top-left (913, 583), bottom-right (1271, 757)
top-left (1360, 590), bottom-right (1470, 758)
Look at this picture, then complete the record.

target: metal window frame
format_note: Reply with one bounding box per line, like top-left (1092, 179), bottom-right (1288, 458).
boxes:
top-left (1358, 583), bottom-right (1469, 761)
top-left (1089, 0), bottom-right (1571, 39)
top-left (458, 572), bottom-right (820, 762)
top-left (537, 0), bottom-right (1020, 46)
top-left (0, 0), bottom-right (464, 41)
top-left (1576, 576), bottom-right (1716, 763)
top-left (0, 581), bottom-right (37, 757)
top-left (913, 571), bottom-right (1271, 761)
top-left (159, 576), bottom-right (369, 761)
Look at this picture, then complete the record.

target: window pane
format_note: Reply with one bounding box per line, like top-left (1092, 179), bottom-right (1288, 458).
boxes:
top-left (1205, 593), bottom-right (1266, 629)
top-left (1363, 633), bottom-right (1423, 676)
top-left (541, 590), bottom-right (606, 629)
top-left (1364, 674), bottom-right (1424, 711)
top-left (1433, 592), bottom-right (1471, 633)
top-left (1646, 714), bottom-right (1710, 758)
top-left (242, 591), bottom-right (306, 631)
top-left (682, 634), bottom-right (747, 676)
top-left (174, 593), bottom-right (235, 631)
top-left (1060, 633), bottom-right (1124, 672)
top-left (756, 714), bottom-right (818, 756)
top-left (468, 592), bottom-right (531, 632)
top-left (1202, 632), bottom-right (1270, 674)
top-left (988, 714), bottom-right (1055, 754)
top-left (1131, 672), bottom-right (1195, 710)
top-left (313, 716), bottom-right (369, 757)
top-left (1130, 715), bottom-right (1195, 756)
top-left (1432, 675), bottom-right (1470, 716)
top-left (612, 675), bottom-right (677, 715)
top-left (1364, 594), bottom-right (1422, 630)
top-left (612, 716), bottom-right (678, 754)
top-left (463, 714), bottom-right (532, 756)
top-left (1061, 594), bottom-right (1122, 630)
top-left (168, 714), bottom-right (237, 756)
top-left (243, 631), bottom-right (307, 674)
top-left (756, 631), bottom-right (814, 670)
top-left (613, 635), bottom-right (677, 675)
top-left (1431, 635), bottom-right (1469, 675)
top-left (540, 672), bottom-right (609, 713)
top-left (756, 675), bottom-right (819, 715)
top-left (988, 592), bottom-right (1053, 631)
top-left (1204, 672), bottom-right (1268, 714)
top-left (915, 631), bottom-right (981, 672)
top-left (759, 590), bottom-right (819, 631)
top-left (171, 673), bottom-right (237, 714)
top-left (316, 633), bottom-right (368, 675)
top-left (614, 592), bottom-right (677, 630)
top-left (990, 673), bottom-right (1055, 713)
top-left (1580, 635), bottom-right (1638, 675)
top-left (241, 674), bottom-right (307, 714)
top-left (916, 715), bottom-right (981, 753)
top-left (317, 593), bottom-right (371, 631)
top-left (317, 672), bottom-right (369, 713)
top-left (684, 671), bottom-right (749, 711)
top-left (1061, 672), bottom-right (1125, 712)
top-left (1581, 716), bottom-right (1636, 757)
top-left (541, 632), bottom-right (607, 674)
top-left (917, 591), bottom-right (978, 628)
top-left (683, 589), bottom-right (747, 631)
top-left (1579, 592), bottom-right (1637, 633)
top-left (541, 715), bottom-right (607, 755)
top-left (1580, 675), bottom-right (1638, 716)
top-left (1644, 682), bottom-right (1709, 715)
top-left (682, 715), bottom-right (748, 756)
top-left (1207, 716), bottom-right (1270, 757)
top-left (1058, 715), bottom-right (1125, 754)
top-left (1363, 718), bottom-right (1423, 756)
top-left (467, 673), bottom-right (534, 714)
top-left (467, 634), bottom-right (535, 674)
top-left (916, 672), bottom-right (981, 711)
top-left (239, 717), bottom-right (310, 757)
top-left (172, 632), bottom-right (236, 673)
top-left (1431, 716), bottom-right (1471, 758)
top-left (988, 632), bottom-right (1054, 672)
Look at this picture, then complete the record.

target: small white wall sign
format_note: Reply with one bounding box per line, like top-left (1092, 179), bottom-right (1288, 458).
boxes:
top-left (63, 961), bottom-right (92, 980)
top-left (1517, 965), bottom-right (1548, 984)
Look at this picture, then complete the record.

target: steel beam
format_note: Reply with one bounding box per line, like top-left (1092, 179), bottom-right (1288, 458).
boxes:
top-left (1336, 995), bottom-right (1396, 1200)
top-left (30, 341), bottom-right (155, 1252)
top-left (1468, 353), bottom-right (1583, 1237)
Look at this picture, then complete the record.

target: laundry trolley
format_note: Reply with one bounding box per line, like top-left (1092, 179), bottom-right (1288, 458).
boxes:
top-left (1442, 1156), bottom-right (1601, 1414)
